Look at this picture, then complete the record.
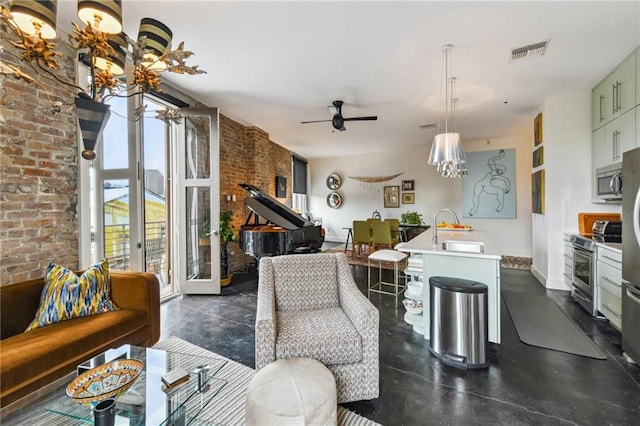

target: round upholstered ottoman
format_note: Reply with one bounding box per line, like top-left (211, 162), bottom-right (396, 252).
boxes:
top-left (245, 358), bottom-right (337, 426)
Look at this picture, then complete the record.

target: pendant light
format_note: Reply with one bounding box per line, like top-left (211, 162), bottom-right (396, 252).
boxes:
top-left (428, 44), bottom-right (467, 177)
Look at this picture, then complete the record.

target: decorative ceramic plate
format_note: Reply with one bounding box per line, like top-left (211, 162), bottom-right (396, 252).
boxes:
top-left (66, 358), bottom-right (144, 403)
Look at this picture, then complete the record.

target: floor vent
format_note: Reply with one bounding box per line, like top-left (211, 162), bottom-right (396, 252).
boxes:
top-left (510, 40), bottom-right (549, 61)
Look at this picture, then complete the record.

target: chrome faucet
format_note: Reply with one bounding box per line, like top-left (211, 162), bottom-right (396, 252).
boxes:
top-left (433, 208), bottom-right (461, 245)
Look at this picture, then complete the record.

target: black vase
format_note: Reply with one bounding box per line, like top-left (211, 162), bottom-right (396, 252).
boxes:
top-left (93, 397), bottom-right (116, 426)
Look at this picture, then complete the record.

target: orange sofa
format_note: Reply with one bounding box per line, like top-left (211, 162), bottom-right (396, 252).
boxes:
top-left (0, 272), bottom-right (161, 408)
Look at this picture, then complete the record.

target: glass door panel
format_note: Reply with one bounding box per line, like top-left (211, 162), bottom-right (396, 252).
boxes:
top-left (186, 187), bottom-right (211, 279)
top-left (177, 108), bottom-right (220, 294)
top-left (103, 179), bottom-right (131, 271)
top-left (102, 96), bottom-right (129, 170)
top-left (143, 97), bottom-right (172, 297)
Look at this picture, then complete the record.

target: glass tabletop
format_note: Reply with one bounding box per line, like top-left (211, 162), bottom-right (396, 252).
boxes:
top-left (8, 345), bottom-right (227, 426)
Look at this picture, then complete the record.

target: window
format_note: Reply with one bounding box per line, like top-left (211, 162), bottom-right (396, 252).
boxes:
top-left (292, 156), bottom-right (308, 216)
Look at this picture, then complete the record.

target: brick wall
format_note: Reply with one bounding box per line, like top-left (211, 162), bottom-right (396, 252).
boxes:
top-left (0, 24), bottom-right (292, 283)
top-left (0, 33), bottom-right (79, 284)
top-left (220, 118), bottom-right (293, 273)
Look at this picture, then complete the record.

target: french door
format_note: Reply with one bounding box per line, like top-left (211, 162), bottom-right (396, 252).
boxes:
top-left (175, 108), bottom-right (220, 294)
top-left (81, 99), bottom-right (220, 296)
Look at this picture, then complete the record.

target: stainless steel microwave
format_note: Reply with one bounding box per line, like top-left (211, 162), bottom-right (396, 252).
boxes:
top-left (596, 163), bottom-right (623, 201)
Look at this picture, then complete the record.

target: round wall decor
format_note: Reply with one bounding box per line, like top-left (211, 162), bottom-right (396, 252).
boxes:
top-left (326, 173), bottom-right (342, 190)
top-left (327, 192), bottom-right (342, 208)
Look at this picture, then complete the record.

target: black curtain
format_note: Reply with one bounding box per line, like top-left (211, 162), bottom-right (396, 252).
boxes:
top-left (292, 156), bottom-right (307, 194)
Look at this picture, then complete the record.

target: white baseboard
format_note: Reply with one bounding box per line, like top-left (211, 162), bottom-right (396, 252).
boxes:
top-left (530, 267), bottom-right (570, 291)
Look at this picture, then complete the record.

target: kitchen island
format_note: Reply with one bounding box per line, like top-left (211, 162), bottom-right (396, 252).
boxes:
top-left (397, 227), bottom-right (502, 344)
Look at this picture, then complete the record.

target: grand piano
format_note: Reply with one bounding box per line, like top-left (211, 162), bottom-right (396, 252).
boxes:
top-left (239, 183), bottom-right (323, 262)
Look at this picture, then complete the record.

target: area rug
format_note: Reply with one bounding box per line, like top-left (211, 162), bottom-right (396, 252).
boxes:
top-left (503, 291), bottom-right (607, 360)
top-left (155, 337), bottom-right (381, 426)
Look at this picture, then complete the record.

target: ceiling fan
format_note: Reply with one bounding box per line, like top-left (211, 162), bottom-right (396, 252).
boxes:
top-left (300, 100), bottom-right (377, 131)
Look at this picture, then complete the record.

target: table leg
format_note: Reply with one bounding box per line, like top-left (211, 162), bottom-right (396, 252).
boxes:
top-left (344, 228), bottom-right (353, 253)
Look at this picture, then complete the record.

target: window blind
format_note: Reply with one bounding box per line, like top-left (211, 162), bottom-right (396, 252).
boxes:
top-left (292, 156), bottom-right (307, 194)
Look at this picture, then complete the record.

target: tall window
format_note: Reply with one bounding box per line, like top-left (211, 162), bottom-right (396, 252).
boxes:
top-left (142, 96), bottom-right (172, 296)
top-left (85, 94), bottom-right (179, 298)
top-left (292, 156), bottom-right (308, 217)
top-left (99, 95), bottom-right (131, 271)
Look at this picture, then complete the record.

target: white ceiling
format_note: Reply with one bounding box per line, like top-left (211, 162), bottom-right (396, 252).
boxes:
top-left (59, 1), bottom-right (640, 159)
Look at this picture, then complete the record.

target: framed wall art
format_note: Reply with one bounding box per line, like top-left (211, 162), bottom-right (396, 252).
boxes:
top-left (402, 180), bottom-right (414, 191)
top-left (402, 193), bottom-right (415, 204)
top-left (462, 149), bottom-right (516, 219)
top-left (532, 169), bottom-right (545, 214)
top-left (383, 186), bottom-right (400, 208)
top-left (533, 146), bottom-right (544, 168)
top-left (276, 176), bottom-right (286, 198)
top-left (534, 113), bottom-right (543, 146)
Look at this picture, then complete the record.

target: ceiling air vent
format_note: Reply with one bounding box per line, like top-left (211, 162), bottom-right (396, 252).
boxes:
top-left (510, 40), bottom-right (549, 61)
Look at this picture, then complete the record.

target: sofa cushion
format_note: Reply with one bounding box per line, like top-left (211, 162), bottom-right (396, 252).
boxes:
top-left (26, 259), bottom-right (119, 331)
top-left (276, 307), bottom-right (362, 365)
top-left (271, 254), bottom-right (340, 312)
top-left (0, 309), bottom-right (148, 404)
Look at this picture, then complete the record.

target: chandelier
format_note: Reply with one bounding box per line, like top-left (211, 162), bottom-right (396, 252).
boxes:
top-left (0, 0), bottom-right (205, 159)
top-left (427, 44), bottom-right (467, 178)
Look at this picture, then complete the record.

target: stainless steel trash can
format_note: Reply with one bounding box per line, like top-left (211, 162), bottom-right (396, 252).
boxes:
top-left (429, 276), bottom-right (489, 369)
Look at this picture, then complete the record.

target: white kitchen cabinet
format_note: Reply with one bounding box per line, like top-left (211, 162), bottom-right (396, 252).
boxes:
top-left (594, 108), bottom-right (636, 168)
top-left (593, 49), bottom-right (637, 131)
top-left (636, 48), bottom-right (640, 106)
top-left (591, 125), bottom-right (607, 172)
top-left (596, 245), bottom-right (622, 330)
top-left (636, 106), bottom-right (640, 147)
top-left (613, 51), bottom-right (636, 117)
top-left (592, 79), bottom-right (611, 130)
top-left (563, 235), bottom-right (573, 289)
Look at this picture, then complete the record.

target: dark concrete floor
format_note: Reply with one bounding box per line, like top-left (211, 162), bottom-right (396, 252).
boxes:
top-left (160, 257), bottom-right (640, 425)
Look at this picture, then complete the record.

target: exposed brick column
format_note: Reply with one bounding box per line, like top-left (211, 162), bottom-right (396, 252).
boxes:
top-left (0, 28), bottom-right (79, 284)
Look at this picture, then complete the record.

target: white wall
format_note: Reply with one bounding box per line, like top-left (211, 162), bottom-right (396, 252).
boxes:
top-left (309, 134), bottom-right (534, 257)
top-left (531, 90), bottom-right (622, 290)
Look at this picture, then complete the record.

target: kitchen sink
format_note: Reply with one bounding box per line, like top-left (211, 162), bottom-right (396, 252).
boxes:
top-left (441, 240), bottom-right (486, 253)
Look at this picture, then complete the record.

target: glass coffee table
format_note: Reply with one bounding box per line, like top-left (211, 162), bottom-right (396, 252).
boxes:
top-left (3, 345), bottom-right (227, 426)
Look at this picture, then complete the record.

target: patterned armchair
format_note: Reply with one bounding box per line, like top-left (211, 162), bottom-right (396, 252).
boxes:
top-left (255, 253), bottom-right (379, 403)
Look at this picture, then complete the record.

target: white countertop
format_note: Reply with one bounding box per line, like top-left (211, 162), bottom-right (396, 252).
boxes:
top-left (397, 227), bottom-right (501, 260)
top-left (596, 241), bottom-right (622, 252)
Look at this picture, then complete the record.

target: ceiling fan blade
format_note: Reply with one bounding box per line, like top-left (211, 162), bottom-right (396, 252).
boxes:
top-left (343, 116), bottom-right (378, 121)
top-left (300, 119), bottom-right (333, 124)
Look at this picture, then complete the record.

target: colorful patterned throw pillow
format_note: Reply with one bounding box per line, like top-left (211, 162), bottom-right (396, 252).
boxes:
top-left (26, 259), bottom-right (119, 331)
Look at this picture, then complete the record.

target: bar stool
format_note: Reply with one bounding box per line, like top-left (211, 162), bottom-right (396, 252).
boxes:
top-left (368, 249), bottom-right (408, 304)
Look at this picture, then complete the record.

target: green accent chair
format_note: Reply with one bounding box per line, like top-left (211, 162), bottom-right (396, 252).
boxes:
top-left (352, 220), bottom-right (372, 257)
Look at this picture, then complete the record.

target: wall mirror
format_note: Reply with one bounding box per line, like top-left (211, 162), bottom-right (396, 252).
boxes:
top-left (327, 192), bottom-right (342, 208)
top-left (326, 173), bottom-right (342, 190)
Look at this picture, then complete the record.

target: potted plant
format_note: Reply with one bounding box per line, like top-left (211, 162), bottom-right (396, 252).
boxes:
top-left (199, 210), bottom-right (211, 246)
top-left (400, 211), bottom-right (425, 241)
top-left (219, 210), bottom-right (237, 286)
top-left (401, 211), bottom-right (423, 225)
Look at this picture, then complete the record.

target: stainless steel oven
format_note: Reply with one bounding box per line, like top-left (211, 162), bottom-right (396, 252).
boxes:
top-left (569, 221), bottom-right (623, 316)
top-left (569, 236), bottom-right (597, 316)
